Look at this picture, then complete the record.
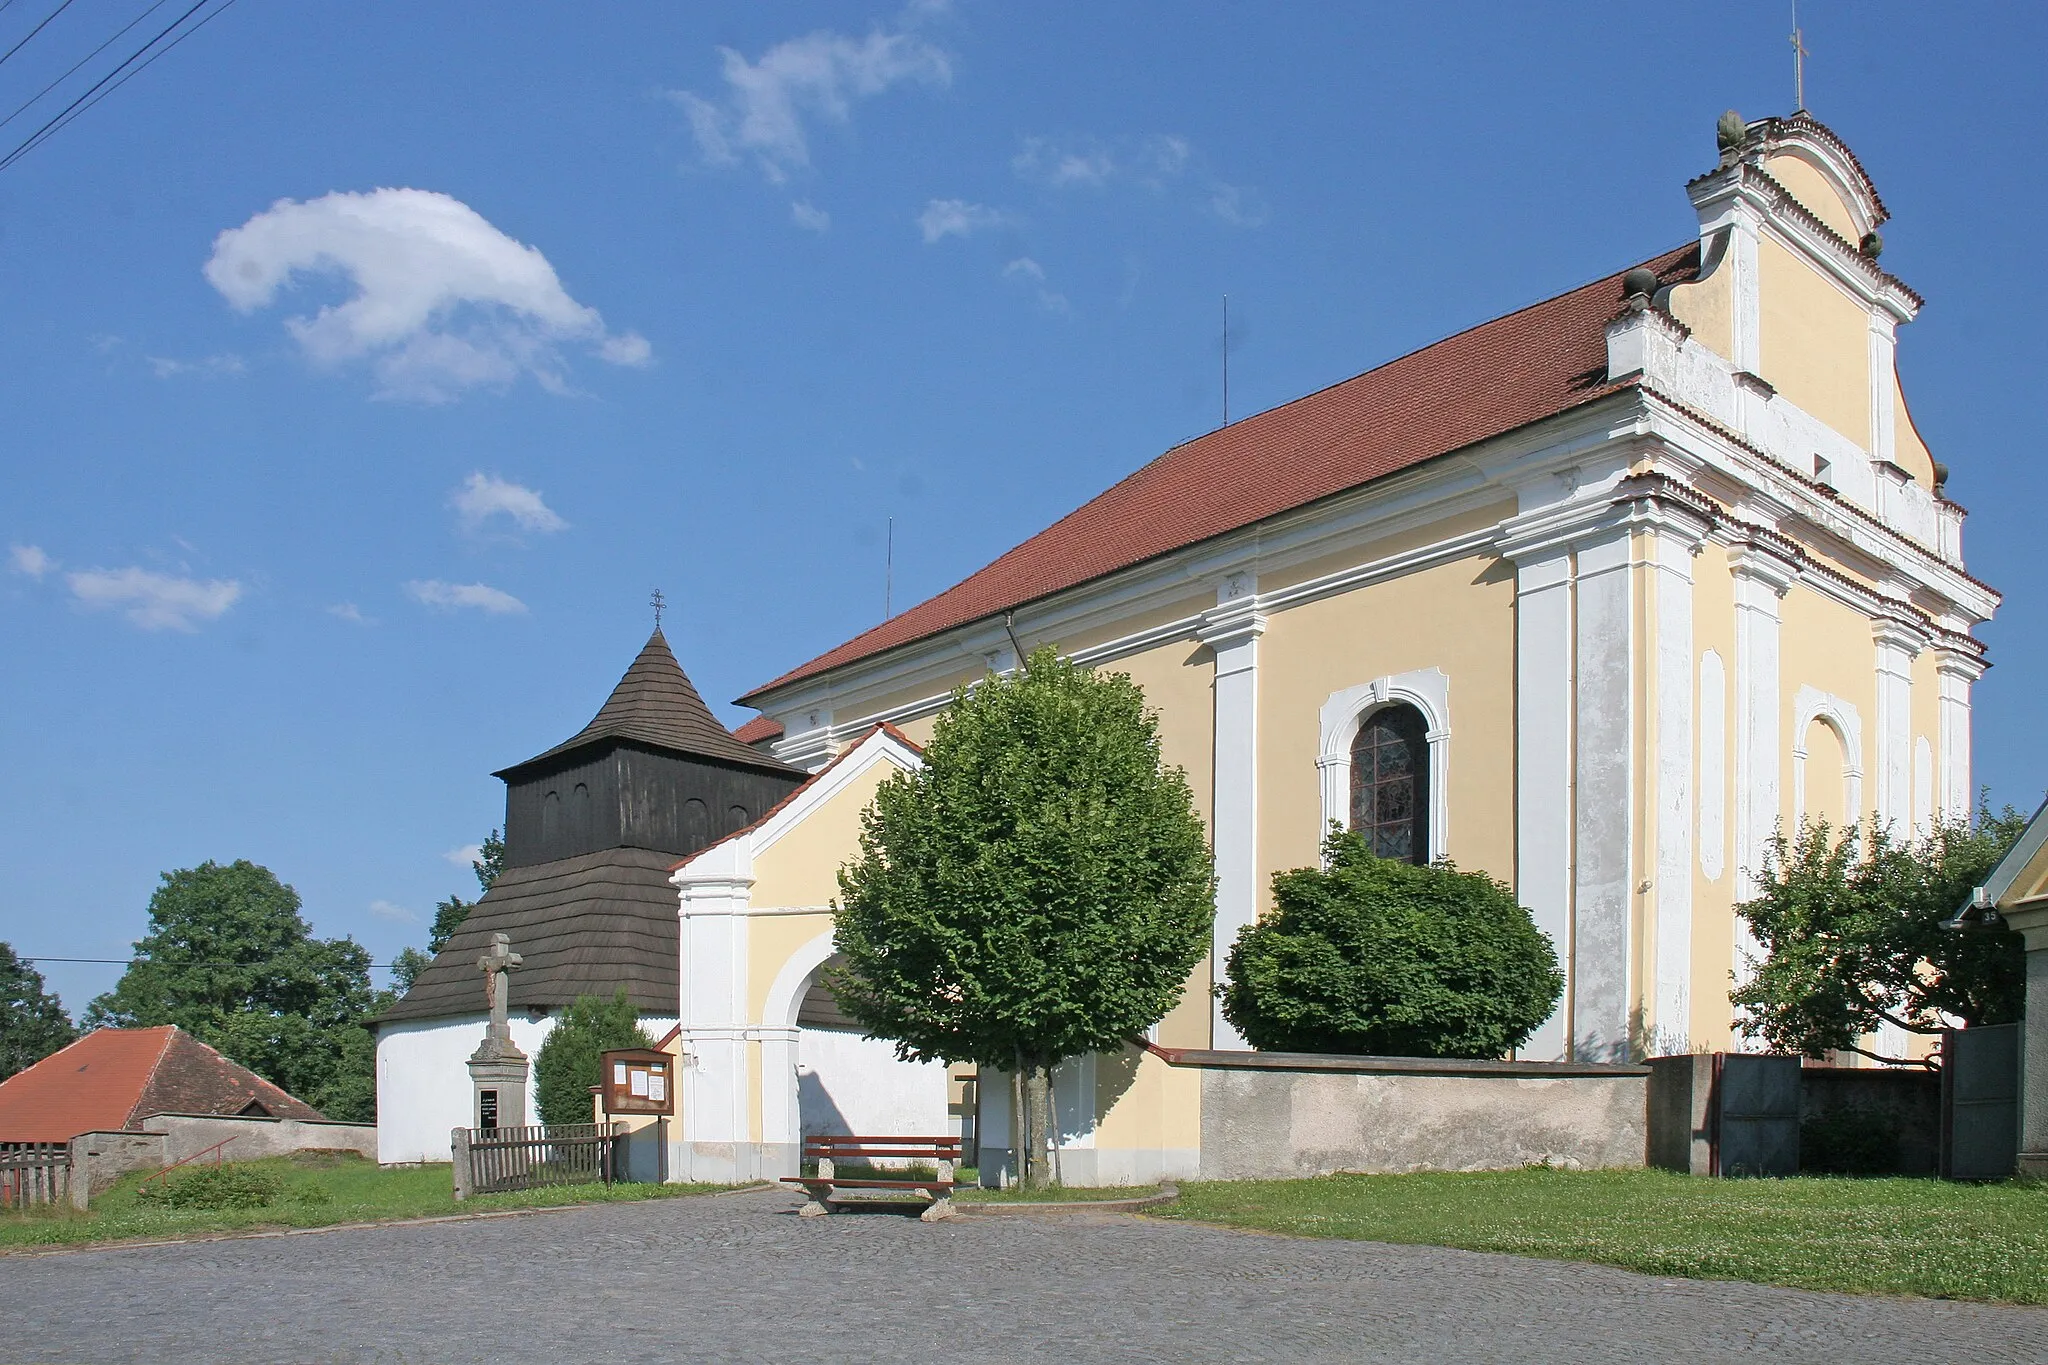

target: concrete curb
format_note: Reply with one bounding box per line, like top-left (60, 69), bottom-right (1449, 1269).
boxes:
top-left (0, 1185), bottom-right (761, 1259)
top-left (952, 1182), bottom-right (1181, 1216)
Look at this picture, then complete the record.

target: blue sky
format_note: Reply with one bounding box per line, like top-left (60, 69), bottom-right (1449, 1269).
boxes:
top-left (6, 2), bottom-right (2046, 1013)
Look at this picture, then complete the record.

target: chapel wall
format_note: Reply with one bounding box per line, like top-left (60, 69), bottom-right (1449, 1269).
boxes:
top-left (1776, 581), bottom-right (1881, 834)
top-left (745, 761), bottom-right (894, 911)
top-left (1757, 234), bottom-right (1873, 453)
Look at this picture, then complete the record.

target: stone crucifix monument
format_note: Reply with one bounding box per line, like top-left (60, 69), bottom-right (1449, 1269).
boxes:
top-left (467, 932), bottom-right (528, 1132)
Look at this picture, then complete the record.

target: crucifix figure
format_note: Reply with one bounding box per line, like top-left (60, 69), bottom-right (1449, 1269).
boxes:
top-left (478, 932), bottom-right (523, 1042)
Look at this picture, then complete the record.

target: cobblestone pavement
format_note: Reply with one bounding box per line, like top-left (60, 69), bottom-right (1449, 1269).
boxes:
top-left (5, 1186), bottom-right (2046, 1364)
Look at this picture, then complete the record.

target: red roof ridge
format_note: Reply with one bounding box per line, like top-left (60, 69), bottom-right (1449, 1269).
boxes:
top-left (125, 1024), bottom-right (180, 1128)
top-left (739, 244), bottom-right (1700, 705)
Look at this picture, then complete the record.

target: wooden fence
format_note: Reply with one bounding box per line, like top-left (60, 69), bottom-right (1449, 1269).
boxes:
top-left (451, 1123), bottom-right (623, 1201)
top-left (0, 1143), bottom-right (72, 1210)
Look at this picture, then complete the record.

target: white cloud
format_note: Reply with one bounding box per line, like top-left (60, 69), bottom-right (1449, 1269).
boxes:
top-left (203, 188), bottom-right (649, 402)
top-left (1209, 182), bottom-right (1269, 228)
top-left (10, 545), bottom-right (51, 579)
top-left (672, 14), bottom-right (951, 182)
top-left (1013, 134), bottom-right (1190, 189)
top-left (918, 198), bottom-right (1005, 243)
top-left (147, 353), bottom-right (247, 379)
top-left (1003, 257), bottom-right (1069, 315)
top-left (67, 567), bottom-right (242, 631)
top-left (790, 200), bottom-right (831, 232)
top-left (328, 602), bottom-right (372, 625)
top-left (406, 579), bottom-right (527, 615)
top-left (443, 843), bottom-right (483, 869)
top-left (368, 899), bottom-right (418, 924)
top-left (451, 472), bottom-right (567, 536)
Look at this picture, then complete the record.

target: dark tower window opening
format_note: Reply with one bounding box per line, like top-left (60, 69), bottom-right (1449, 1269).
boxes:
top-left (1349, 704), bottom-right (1429, 863)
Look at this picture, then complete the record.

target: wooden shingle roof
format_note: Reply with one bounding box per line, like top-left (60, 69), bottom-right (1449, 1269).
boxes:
top-left (375, 847), bottom-right (683, 1026)
top-left (500, 629), bottom-right (800, 779)
top-left (738, 244), bottom-right (1700, 705)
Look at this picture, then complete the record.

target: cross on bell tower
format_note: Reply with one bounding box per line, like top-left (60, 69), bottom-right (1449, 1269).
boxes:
top-left (651, 588), bottom-right (666, 630)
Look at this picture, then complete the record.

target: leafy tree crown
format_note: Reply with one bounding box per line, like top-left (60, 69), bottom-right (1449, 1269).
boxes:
top-left (1220, 828), bottom-right (1563, 1059)
top-left (0, 942), bottom-right (76, 1082)
top-left (535, 989), bottom-right (655, 1126)
top-left (1733, 808), bottom-right (2027, 1063)
top-left (830, 646), bottom-right (1215, 1073)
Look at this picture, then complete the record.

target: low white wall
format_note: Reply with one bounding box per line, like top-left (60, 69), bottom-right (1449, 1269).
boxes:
top-left (796, 1027), bottom-right (949, 1141)
top-left (376, 1013), bottom-right (677, 1164)
top-left (144, 1114), bottom-right (378, 1165)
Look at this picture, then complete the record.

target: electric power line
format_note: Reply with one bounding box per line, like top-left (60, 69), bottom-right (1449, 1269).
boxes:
top-left (0, 0), bottom-right (239, 173)
top-left (0, 0), bottom-right (174, 136)
top-left (0, 0), bottom-right (80, 70)
top-left (25, 955), bottom-right (416, 971)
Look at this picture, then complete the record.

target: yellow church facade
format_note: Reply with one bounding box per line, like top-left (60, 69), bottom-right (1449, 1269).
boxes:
top-left (659, 113), bottom-right (1996, 1184)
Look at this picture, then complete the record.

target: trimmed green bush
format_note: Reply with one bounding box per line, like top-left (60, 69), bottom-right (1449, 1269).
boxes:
top-left (1220, 829), bottom-right (1563, 1058)
top-left (136, 1163), bottom-right (284, 1210)
top-left (534, 988), bottom-right (655, 1126)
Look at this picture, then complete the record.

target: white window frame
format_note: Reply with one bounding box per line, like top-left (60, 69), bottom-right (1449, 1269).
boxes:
top-left (1317, 667), bottom-right (1450, 863)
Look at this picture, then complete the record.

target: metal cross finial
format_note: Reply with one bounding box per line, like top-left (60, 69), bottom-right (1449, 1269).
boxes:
top-left (1790, 2), bottom-right (1809, 111)
top-left (650, 587), bottom-right (666, 629)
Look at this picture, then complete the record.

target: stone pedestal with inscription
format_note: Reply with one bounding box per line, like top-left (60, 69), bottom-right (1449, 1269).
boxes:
top-left (467, 932), bottom-right (528, 1132)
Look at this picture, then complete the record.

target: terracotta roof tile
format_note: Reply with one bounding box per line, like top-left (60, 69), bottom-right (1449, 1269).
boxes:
top-left (740, 245), bottom-right (1699, 704)
top-left (733, 715), bottom-right (783, 746)
top-left (0, 1026), bottom-right (323, 1144)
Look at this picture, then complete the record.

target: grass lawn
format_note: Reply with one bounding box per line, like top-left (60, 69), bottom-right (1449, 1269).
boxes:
top-left (1156, 1168), bottom-right (2048, 1304)
top-left (0, 1152), bottom-right (724, 1252)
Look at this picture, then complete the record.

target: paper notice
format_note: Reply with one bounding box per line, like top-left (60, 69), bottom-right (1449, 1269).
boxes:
top-left (648, 1074), bottom-right (666, 1102)
top-left (630, 1070), bottom-right (649, 1097)
top-left (613, 1062), bottom-right (628, 1086)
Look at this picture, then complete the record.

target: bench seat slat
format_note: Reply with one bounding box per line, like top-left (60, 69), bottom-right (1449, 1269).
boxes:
top-left (780, 1177), bottom-right (955, 1191)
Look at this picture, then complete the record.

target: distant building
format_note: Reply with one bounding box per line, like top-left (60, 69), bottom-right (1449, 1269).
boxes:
top-left (0, 1026), bottom-right (324, 1145)
top-left (374, 629), bottom-right (814, 1164)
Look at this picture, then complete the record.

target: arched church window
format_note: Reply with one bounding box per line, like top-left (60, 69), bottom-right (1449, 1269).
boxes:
top-left (681, 798), bottom-right (709, 850)
top-left (1350, 704), bottom-right (1429, 863)
top-left (728, 804), bottom-right (749, 829)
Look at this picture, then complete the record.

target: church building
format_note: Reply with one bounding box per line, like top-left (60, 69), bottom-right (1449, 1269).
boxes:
top-left (671, 112), bottom-right (1996, 1183)
top-left (378, 112), bottom-right (1999, 1185)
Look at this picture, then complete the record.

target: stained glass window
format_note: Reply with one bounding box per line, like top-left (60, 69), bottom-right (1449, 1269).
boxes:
top-left (1349, 704), bottom-right (1429, 863)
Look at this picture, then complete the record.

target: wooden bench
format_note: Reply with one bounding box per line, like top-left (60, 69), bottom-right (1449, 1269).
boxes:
top-left (781, 1134), bottom-right (962, 1221)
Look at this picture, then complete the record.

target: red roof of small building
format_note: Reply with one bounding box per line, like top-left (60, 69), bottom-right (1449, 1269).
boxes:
top-left (0, 1026), bottom-right (325, 1144)
top-left (733, 715), bottom-right (783, 746)
top-left (739, 245), bottom-right (1699, 705)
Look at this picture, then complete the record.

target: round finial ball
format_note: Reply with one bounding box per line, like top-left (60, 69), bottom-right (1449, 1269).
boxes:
top-left (1932, 461), bottom-right (1950, 488)
top-left (1622, 267), bottom-right (1659, 300)
top-left (1716, 109), bottom-right (1747, 151)
top-left (1859, 230), bottom-right (1885, 259)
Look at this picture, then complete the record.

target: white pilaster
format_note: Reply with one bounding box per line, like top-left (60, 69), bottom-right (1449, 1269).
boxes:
top-left (1872, 618), bottom-right (1922, 836)
top-left (1868, 315), bottom-right (1898, 467)
top-left (1198, 572), bottom-right (1265, 1050)
top-left (1729, 543), bottom-right (1795, 1032)
top-left (1650, 531), bottom-right (1697, 1052)
top-left (1935, 649), bottom-right (1985, 821)
top-left (1572, 530), bottom-right (1635, 1063)
top-left (673, 845), bottom-right (757, 1183)
top-left (1512, 549), bottom-right (1574, 1062)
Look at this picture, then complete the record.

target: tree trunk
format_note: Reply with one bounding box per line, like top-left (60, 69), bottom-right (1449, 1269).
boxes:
top-left (1009, 1056), bottom-right (1027, 1190)
top-left (1022, 1062), bottom-right (1053, 1190)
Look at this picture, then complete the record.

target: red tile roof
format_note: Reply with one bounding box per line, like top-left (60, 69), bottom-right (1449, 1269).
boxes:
top-left (0, 1026), bottom-right (325, 1144)
top-left (733, 715), bottom-right (783, 746)
top-left (739, 245), bottom-right (1699, 705)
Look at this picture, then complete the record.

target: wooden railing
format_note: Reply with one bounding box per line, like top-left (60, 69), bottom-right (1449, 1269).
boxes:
top-left (451, 1122), bottom-right (623, 1201)
top-left (0, 1143), bottom-right (72, 1210)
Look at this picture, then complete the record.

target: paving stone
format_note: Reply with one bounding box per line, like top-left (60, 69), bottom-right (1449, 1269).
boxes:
top-left (4, 1186), bottom-right (2045, 1363)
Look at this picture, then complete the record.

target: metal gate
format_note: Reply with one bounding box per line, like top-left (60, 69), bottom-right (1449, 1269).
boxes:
top-left (1941, 1024), bottom-right (2018, 1181)
top-left (1712, 1053), bottom-right (1801, 1176)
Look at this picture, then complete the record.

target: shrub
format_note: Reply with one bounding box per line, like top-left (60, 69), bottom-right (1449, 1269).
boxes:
top-left (533, 988), bottom-right (655, 1126)
top-left (1220, 829), bottom-right (1563, 1058)
top-left (136, 1163), bottom-right (283, 1210)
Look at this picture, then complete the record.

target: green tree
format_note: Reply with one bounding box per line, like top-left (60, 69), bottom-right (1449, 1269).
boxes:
top-left (0, 942), bottom-right (76, 1081)
top-left (1732, 808), bottom-right (2028, 1065)
top-left (1221, 828), bottom-right (1564, 1059)
top-left (534, 989), bottom-right (654, 1126)
top-left (83, 860), bottom-right (381, 1120)
top-left (831, 646), bottom-right (1214, 1187)
top-left (389, 946), bottom-right (433, 994)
